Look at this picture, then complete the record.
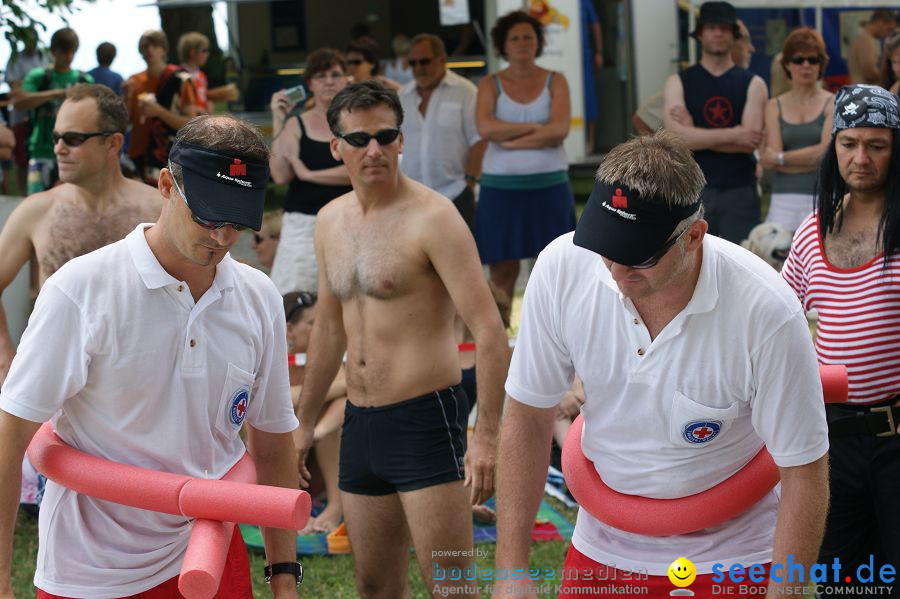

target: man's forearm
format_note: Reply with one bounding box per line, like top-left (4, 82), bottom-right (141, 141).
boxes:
top-left (665, 120), bottom-right (737, 151)
top-left (0, 457), bottom-right (22, 596)
top-left (767, 455), bottom-right (829, 598)
top-left (472, 332), bottom-right (510, 439)
top-left (495, 400), bottom-right (555, 567)
top-left (11, 89), bottom-right (62, 111)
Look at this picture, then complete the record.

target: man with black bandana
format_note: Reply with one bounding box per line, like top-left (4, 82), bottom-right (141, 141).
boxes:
top-left (493, 130), bottom-right (829, 599)
top-left (782, 84), bottom-right (900, 597)
top-left (0, 115), bottom-right (300, 598)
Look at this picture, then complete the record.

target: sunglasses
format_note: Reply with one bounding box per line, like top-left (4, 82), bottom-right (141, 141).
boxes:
top-left (337, 128), bottom-right (400, 148)
top-left (52, 130), bottom-right (117, 147)
top-left (286, 292), bottom-right (317, 322)
top-left (169, 166), bottom-right (247, 231)
top-left (408, 57), bottom-right (434, 67)
top-left (789, 56), bottom-right (820, 65)
top-left (630, 227), bottom-right (689, 270)
top-left (253, 233), bottom-right (279, 244)
top-left (346, 59), bottom-right (363, 66)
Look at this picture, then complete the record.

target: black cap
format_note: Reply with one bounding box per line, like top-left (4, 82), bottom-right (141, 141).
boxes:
top-left (169, 142), bottom-right (269, 231)
top-left (573, 181), bottom-right (701, 266)
top-left (690, 1), bottom-right (741, 39)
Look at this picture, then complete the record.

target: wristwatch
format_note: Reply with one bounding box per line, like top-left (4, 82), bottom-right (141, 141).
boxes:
top-left (264, 562), bottom-right (303, 586)
top-left (776, 152), bottom-right (785, 167)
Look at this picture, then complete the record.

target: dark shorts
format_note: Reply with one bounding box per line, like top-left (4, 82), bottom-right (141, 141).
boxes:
top-left (339, 385), bottom-right (468, 496)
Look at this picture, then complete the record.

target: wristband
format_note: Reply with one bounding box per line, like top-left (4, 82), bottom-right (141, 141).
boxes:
top-left (264, 562), bottom-right (303, 586)
top-left (777, 152), bottom-right (785, 167)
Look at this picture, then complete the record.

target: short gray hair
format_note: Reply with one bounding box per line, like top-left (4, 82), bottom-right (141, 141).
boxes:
top-left (596, 130), bottom-right (706, 208)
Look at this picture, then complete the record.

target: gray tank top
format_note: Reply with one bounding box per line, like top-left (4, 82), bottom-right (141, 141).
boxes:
top-left (772, 97), bottom-right (827, 195)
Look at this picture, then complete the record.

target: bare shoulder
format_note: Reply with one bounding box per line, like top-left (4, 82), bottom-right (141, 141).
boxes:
top-left (405, 178), bottom-right (467, 235)
top-left (9, 189), bottom-right (56, 228)
top-left (316, 190), bottom-right (355, 229)
top-left (125, 178), bottom-right (163, 216)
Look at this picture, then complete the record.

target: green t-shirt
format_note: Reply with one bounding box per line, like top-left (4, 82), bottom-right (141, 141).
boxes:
top-left (22, 67), bottom-right (94, 160)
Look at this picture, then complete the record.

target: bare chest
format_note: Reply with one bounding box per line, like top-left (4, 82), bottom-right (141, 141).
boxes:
top-left (33, 200), bottom-right (149, 281)
top-left (325, 219), bottom-right (426, 301)
top-left (825, 228), bottom-right (879, 269)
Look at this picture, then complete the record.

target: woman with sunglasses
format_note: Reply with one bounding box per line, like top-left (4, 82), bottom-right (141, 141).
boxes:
top-left (344, 36), bottom-right (400, 91)
top-left (282, 291), bottom-right (347, 535)
top-left (475, 10), bottom-right (575, 302)
top-left (760, 28), bottom-right (833, 233)
top-left (251, 210), bottom-right (282, 272)
top-left (269, 48), bottom-right (352, 294)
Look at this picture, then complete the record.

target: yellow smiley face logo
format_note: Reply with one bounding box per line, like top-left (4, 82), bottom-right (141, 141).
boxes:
top-left (668, 557), bottom-right (697, 588)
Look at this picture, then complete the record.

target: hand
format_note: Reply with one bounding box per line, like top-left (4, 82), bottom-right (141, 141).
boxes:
top-left (138, 95), bottom-right (162, 119)
top-left (270, 90), bottom-right (293, 117)
top-left (594, 51), bottom-right (604, 70)
top-left (464, 430), bottom-right (497, 505)
top-left (731, 125), bottom-right (763, 149)
top-left (759, 147), bottom-right (779, 170)
top-left (293, 423), bottom-right (315, 489)
top-left (557, 388), bottom-right (584, 421)
top-left (668, 105), bottom-right (694, 127)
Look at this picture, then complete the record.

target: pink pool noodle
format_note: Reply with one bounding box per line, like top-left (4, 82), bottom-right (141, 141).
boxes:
top-left (820, 364), bottom-right (848, 404)
top-left (562, 365), bottom-right (848, 536)
top-left (179, 453), bottom-right (257, 599)
top-left (27, 423), bottom-right (310, 529)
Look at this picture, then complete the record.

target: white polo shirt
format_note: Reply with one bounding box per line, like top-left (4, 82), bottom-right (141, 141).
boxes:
top-left (399, 69), bottom-right (480, 200)
top-left (507, 232), bottom-right (828, 575)
top-left (0, 224), bottom-right (298, 598)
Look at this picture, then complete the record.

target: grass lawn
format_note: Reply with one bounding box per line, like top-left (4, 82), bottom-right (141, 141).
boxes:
top-left (12, 498), bottom-right (577, 598)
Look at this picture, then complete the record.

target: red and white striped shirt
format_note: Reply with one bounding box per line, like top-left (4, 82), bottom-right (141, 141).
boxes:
top-left (782, 213), bottom-right (900, 404)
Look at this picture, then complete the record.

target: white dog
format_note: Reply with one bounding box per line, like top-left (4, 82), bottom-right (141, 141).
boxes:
top-left (741, 223), bottom-right (793, 271)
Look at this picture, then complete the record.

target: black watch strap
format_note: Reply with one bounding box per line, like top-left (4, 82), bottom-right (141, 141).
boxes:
top-left (264, 561), bottom-right (303, 586)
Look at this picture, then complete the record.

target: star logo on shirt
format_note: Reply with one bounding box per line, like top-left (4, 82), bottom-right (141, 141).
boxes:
top-left (702, 96), bottom-right (733, 128)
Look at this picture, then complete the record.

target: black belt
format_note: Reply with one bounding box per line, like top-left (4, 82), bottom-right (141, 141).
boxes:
top-left (826, 397), bottom-right (900, 438)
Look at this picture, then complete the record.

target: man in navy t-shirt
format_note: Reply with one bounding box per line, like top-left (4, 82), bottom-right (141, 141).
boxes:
top-left (662, 1), bottom-right (767, 244)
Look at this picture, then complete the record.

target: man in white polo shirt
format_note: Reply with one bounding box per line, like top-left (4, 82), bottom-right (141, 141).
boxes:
top-left (398, 33), bottom-right (485, 230)
top-left (0, 116), bottom-right (300, 598)
top-left (493, 130), bottom-right (829, 599)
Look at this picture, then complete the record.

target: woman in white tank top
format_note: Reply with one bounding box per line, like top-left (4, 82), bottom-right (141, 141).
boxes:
top-left (475, 10), bottom-right (576, 301)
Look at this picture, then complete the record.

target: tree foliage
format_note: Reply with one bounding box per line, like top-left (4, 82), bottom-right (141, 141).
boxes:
top-left (1, 0), bottom-right (96, 53)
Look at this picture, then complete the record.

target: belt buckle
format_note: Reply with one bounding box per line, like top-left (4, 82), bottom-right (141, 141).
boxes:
top-left (872, 406), bottom-right (897, 437)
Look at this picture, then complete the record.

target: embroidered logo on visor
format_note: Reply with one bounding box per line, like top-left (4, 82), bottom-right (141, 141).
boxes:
top-left (682, 420), bottom-right (722, 444)
top-left (229, 387), bottom-right (250, 427)
top-left (229, 158), bottom-right (246, 177)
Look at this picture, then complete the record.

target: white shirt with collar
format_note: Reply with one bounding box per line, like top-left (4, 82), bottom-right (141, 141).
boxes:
top-left (399, 69), bottom-right (480, 200)
top-left (507, 232), bottom-right (828, 575)
top-left (0, 224), bottom-right (298, 598)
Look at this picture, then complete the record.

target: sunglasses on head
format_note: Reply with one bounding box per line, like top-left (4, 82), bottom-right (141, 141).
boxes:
top-left (337, 128), bottom-right (400, 148)
top-left (629, 227), bottom-right (689, 270)
top-left (52, 130), bottom-right (117, 147)
top-left (286, 292), bottom-right (318, 322)
top-left (408, 57), bottom-right (434, 67)
top-left (168, 164), bottom-right (247, 231)
top-left (789, 55), bottom-right (820, 65)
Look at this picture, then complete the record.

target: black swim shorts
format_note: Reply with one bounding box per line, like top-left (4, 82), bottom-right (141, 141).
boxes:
top-left (338, 385), bottom-right (469, 495)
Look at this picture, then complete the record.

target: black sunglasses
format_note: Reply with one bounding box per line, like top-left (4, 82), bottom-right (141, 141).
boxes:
top-left (52, 130), bottom-right (118, 147)
top-left (630, 227), bottom-right (689, 270)
top-left (337, 128), bottom-right (400, 148)
top-left (253, 233), bottom-right (279, 243)
top-left (346, 59), bottom-right (363, 66)
top-left (408, 57), bottom-right (434, 67)
top-left (286, 292), bottom-right (317, 322)
top-left (789, 56), bottom-right (820, 66)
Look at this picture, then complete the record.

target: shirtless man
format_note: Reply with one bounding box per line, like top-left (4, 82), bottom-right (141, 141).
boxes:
top-left (295, 81), bottom-right (509, 599)
top-left (0, 84), bottom-right (161, 384)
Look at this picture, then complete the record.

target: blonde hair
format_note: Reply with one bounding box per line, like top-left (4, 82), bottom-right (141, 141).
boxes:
top-left (178, 31), bottom-right (209, 64)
